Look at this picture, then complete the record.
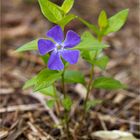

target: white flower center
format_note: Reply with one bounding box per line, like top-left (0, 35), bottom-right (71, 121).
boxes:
top-left (55, 43), bottom-right (64, 52)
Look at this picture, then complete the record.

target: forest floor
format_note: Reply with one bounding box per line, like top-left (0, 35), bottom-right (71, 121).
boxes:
top-left (1, 0), bottom-right (140, 139)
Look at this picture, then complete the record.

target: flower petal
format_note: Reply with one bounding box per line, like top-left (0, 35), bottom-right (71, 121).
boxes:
top-left (46, 25), bottom-right (64, 43)
top-left (38, 39), bottom-right (56, 56)
top-left (63, 30), bottom-right (81, 48)
top-left (61, 49), bottom-right (80, 64)
top-left (48, 51), bottom-right (64, 70)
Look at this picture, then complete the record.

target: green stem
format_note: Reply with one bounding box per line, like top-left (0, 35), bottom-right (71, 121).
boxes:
top-left (61, 69), bottom-right (70, 138)
top-left (53, 84), bottom-right (61, 115)
top-left (83, 64), bottom-right (94, 112)
top-left (62, 69), bottom-right (66, 98)
top-left (83, 34), bottom-right (103, 117)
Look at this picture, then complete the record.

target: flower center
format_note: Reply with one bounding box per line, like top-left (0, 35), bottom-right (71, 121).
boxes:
top-left (56, 43), bottom-right (64, 51)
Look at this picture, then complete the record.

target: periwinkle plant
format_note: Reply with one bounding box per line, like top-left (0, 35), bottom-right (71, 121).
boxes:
top-left (16, 0), bottom-right (129, 137)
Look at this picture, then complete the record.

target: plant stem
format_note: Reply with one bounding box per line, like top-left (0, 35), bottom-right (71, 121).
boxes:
top-left (53, 84), bottom-right (61, 115)
top-left (83, 64), bottom-right (94, 112)
top-left (62, 69), bottom-right (66, 98)
top-left (61, 69), bottom-right (70, 138)
top-left (83, 34), bottom-right (103, 117)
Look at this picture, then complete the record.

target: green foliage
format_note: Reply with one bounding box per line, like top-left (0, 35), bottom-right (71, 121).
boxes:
top-left (58, 14), bottom-right (76, 29)
top-left (38, 0), bottom-right (64, 23)
top-left (93, 77), bottom-right (126, 90)
top-left (23, 76), bottom-right (37, 89)
top-left (98, 10), bottom-right (108, 29)
top-left (81, 51), bottom-right (96, 64)
top-left (78, 17), bottom-right (100, 35)
top-left (86, 99), bottom-right (102, 111)
top-left (75, 31), bottom-right (108, 51)
top-left (102, 9), bottom-right (129, 35)
top-left (16, 39), bottom-right (38, 52)
top-left (38, 0), bottom-right (76, 26)
top-left (95, 56), bottom-right (109, 70)
top-left (34, 69), bottom-right (62, 91)
top-left (61, 0), bottom-right (74, 14)
top-left (23, 69), bottom-right (62, 91)
top-left (40, 86), bottom-right (56, 97)
top-left (64, 70), bottom-right (85, 84)
top-left (41, 54), bottom-right (50, 64)
top-left (47, 99), bottom-right (55, 108)
top-left (62, 96), bottom-right (72, 111)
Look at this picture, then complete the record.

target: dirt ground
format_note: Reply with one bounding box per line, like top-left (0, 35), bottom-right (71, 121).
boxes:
top-left (0, 0), bottom-right (140, 139)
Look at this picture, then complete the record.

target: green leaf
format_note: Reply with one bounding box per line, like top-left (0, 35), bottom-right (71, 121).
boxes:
top-left (93, 77), bottom-right (126, 90)
top-left (64, 70), bottom-right (85, 84)
top-left (34, 69), bottom-right (62, 91)
top-left (81, 51), bottom-right (94, 64)
top-left (38, 0), bottom-right (64, 23)
top-left (23, 69), bottom-right (62, 91)
top-left (58, 14), bottom-right (76, 29)
top-left (81, 50), bottom-right (103, 65)
top-left (41, 54), bottom-right (50, 64)
top-left (39, 86), bottom-right (56, 97)
top-left (98, 10), bottom-right (108, 28)
top-left (47, 99), bottom-right (55, 108)
top-left (62, 96), bottom-right (72, 111)
top-left (103, 9), bottom-right (129, 35)
top-left (95, 56), bottom-right (109, 70)
top-left (16, 39), bottom-right (38, 52)
top-left (86, 99), bottom-right (102, 111)
top-left (75, 31), bottom-right (108, 51)
top-left (61, 0), bottom-right (74, 14)
top-left (23, 76), bottom-right (37, 89)
top-left (78, 17), bottom-right (100, 35)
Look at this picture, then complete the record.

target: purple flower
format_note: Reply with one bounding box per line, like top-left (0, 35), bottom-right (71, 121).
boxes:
top-left (38, 25), bottom-right (81, 70)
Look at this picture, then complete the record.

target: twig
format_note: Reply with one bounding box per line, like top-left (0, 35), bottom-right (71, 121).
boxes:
top-left (120, 90), bottom-right (140, 99)
top-left (35, 125), bottom-right (55, 140)
top-left (98, 114), bottom-right (108, 130)
top-left (29, 92), bottom-right (61, 126)
top-left (0, 104), bottom-right (42, 113)
top-left (27, 122), bottom-right (55, 140)
top-left (93, 112), bottom-right (140, 126)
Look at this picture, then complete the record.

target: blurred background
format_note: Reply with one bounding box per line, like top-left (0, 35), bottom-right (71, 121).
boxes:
top-left (1, 0), bottom-right (140, 139)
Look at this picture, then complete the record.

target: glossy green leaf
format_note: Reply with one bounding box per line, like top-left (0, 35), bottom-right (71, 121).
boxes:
top-left (95, 56), bottom-right (109, 70)
top-left (86, 99), bottom-right (102, 111)
top-left (64, 70), bottom-right (85, 84)
top-left (81, 50), bottom-right (103, 65)
top-left (23, 69), bottom-right (62, 91)
top-left (98, 10), bottom-right (108, 28)
top-left (38, 0), bottom-right (64, 23)
top-left (47, 99), bottom-right (55, 108)
top-left (61, 0), bottom-right (74, 14)
top-left (103, 9), bottom-right (129, 35)
top-left (75, 31), bottom-right (108, 51)
top-left (93, 77), bottom-right (126, 90)
top-left (16, 39), bottom-right (38, 52)
top-left (39, 86), bottom-right (56, 97)
top-left (34, 69), bottom-right (62, 91)
top-left (81, 51), bottom-right (94, 64)
top-left (62, 96), bottom-right (72, 111)
top-left (78, 17), bottom-right (100, 35)
top-left (23, 76), bottom-right (37, 89)
top-left (58, 14), bottom-right (76, 29)
top-left (41, 54), bottom-right (50, 64)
